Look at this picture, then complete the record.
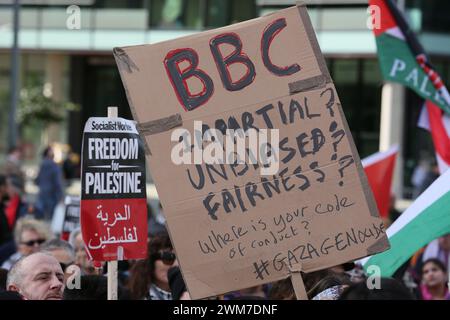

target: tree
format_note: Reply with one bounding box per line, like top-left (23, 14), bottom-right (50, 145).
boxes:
top-left (18, 85), bottom-right (79, 127)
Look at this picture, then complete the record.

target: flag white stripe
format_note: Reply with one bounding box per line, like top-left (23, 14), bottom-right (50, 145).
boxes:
top-left (436, 153), bottom-right (450, 175)
top-left (384, 167), bottom-right (450, 238)
top-left (360, 168), bottom-right (450, 266)
top-left (417, 103), bottom-right (450, 174)
top-left (361, 145), bottom-right (398, 167)
top-left (417, 104), bottom-right (430, 130)
top-left (385, 26), bottom-right (405, 40)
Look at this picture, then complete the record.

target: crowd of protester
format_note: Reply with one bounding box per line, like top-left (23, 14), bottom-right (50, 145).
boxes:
top-left (0, 216), bottom-right (447, 300)
top-left (0, 145), bottom-right (449, 300)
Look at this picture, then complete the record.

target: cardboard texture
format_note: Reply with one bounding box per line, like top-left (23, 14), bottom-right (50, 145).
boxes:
top-left (114, 4), bottom-right (390, 299)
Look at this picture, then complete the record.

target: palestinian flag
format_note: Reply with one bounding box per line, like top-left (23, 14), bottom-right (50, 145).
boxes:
top-left (418, 100), bottom-right (450, 174)
top-left (362, 146), bottom-right (398, 219)
top-left (361, 0), bottom-right (450, 275)
top-left (368, 0), bottom-right (450, 115)
top-left (360, 168), bottom-right (450, 276)
top-left (369, 0), bottom-right (450, 172)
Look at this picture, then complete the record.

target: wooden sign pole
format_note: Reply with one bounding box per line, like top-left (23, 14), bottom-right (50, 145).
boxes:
top-left (289, 264), bottom-right (308, 300)
top-left (107, 106), bottom-right (118, 301)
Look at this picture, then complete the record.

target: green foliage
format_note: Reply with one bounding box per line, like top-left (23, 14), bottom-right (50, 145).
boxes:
top-left (18, 85), bottom-right (79, 127)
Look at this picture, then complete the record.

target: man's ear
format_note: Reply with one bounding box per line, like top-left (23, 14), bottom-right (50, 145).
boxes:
top-left (7, 284), bottom-right (20, 293)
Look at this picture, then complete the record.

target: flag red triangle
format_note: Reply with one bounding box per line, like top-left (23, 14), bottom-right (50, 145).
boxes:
top-left (369, 0), bottom-right (398, 36)
top-left (362, 147), bottom-right (398, 218)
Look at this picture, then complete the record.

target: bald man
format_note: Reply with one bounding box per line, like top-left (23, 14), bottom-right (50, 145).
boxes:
top-left (6, 252), bottom-right (64, 300)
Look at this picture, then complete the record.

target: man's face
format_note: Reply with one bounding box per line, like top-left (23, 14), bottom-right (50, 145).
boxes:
top-left (10, 253), bottom-right (64, 300)
top-left (18, 229), bottom-right (45, 256)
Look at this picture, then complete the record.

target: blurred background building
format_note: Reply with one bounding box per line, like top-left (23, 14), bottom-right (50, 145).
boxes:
top-left (0, 0), bottom-right (449, 198)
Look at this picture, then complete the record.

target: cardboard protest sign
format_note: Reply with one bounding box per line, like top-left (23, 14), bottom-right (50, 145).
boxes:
top-left (114, 4), bottom-right (390, 299)
top-left (80, 117), bottom-right (147, 261)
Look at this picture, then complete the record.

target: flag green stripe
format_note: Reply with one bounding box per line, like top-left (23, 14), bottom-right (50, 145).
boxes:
top-left (364, 190), bottom-right (450, 276)
top-left (376, 33), bottom-right (450, 114)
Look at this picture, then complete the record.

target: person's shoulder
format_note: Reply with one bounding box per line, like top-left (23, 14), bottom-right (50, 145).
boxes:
top-left (43, 160), bottom-right (60, 172)
top-left (9, 252), bottom-right (22, 261)
top-left (17, 202), bottom-right (29, 218)
top-left (1, 252), bottom-right (21, 269)
top-left (0, 290), bottom-right (23, 300)
top-left (38, 159), bottom-right (50, 170)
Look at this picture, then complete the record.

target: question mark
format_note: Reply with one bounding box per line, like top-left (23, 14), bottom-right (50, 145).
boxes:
top-left (301, 221), bottom-right (311, 236)
top-left (329, 121), bottom-right (346, 161)
top-left (320, 87), bottom-right (335, 117)
top-left (338, 155), bottom-right (354, 186)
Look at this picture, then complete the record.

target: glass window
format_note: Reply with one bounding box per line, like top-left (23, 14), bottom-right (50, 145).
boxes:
top-left (206, 0), bottom-right (255, 28)
top-left (150, 0), bottom-right (204, 29)
top-left (184, 0), bottom-right (204, 29)
top-left (331, 59), bottom-right (382, 158)
top-left (333, 59), bottom-right (358, 128)
top-left (230, 0), bottom-right (256, 25)
top-left (206, 0), bottom-right (229, 28)
top-left (363, 59), bottom-right (381, 85)
top-left (94, 0), bottom-right (144, 9)
top-left (333, 60), bottom-right (358, 84)
top-left (22, 54), bottom-right (46, 87)
top-left (406, 0), bottom-right (450, 33)
top-left (150, 0), bottom-right (257, 30)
